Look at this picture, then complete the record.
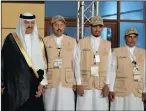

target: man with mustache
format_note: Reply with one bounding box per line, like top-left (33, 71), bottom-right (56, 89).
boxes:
top-left (1, 12), bottom-right (47, 111)
top-left (109, 28), bottom-right (146, 110)
top-left (43, 15), bottom-right (83, 110)
top-left (76, 16), bottom-right (111, 110)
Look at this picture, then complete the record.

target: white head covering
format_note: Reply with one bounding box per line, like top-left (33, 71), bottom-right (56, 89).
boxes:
top-left (16, 12), bottom-right (46, 70)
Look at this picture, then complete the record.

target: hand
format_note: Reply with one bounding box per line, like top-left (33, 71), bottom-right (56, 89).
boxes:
top-left (35, 84), bottom-right (45, 98)
top-left (73, 85), bottom-right (76, 92)
top-left (109, 91), bottom-right (115, 102)
top-left (76, 85), bottom-right (84, 96)
top-left (101, 85), bottom-right (109, 97)
top-left (1, 87), bottom-right (5, 95)
top-left (142, 93), bottom-right (146, 102)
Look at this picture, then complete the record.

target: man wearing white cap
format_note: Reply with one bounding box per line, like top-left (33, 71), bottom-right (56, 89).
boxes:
top-left (109, 28), bottom-right (146, 110)
top-left (1, 12), bottom-right (47, 111)
top-left (76, 16), bottom-right (111, 110)
top-left (43, 15), bottom-right (83, 110)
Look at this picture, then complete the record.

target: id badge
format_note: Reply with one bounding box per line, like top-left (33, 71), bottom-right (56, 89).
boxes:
top-left (133, 67), bottom-right (140, 80)
top-left (95, 54), bottom-right (100, 63)
top-left (91, 65), bottom-right (99, 76)
top-left (54, 59), bottom-right (62, 68)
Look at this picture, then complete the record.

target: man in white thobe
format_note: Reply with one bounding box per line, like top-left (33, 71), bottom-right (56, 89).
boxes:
top-left (76, 16), bottom-right (111, 110)
top-left (1, 12), bottom-right (47, 111)
top-left (43, 15), bottom-right (83, 110)
top-left (109, 28), bottom-right (146, 110)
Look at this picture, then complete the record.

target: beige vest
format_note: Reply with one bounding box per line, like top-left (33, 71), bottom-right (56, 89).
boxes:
top-left (113, 46), bottom-right (145, 98)
top-left (79, 37), bottom-right (111, 90)
top-left (43, 35), bottom-right (75, 88)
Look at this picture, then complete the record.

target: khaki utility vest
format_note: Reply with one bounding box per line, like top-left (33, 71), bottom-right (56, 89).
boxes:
top-left (113, 46), bottom-right (145, 98)
top-left (43, 35), bottom-right (76, 88)
top-left (79, 37), bottom-right (111, 90)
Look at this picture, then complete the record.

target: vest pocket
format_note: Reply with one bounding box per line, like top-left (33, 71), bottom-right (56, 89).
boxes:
top-left (48, 59), bottom-right (54, 68)
top-left (65, 68), bottom-right (74, 84)
top-left (46, 47), bottom-right (57, 59)
top-left (99, 56), bottom-right (108, 72)
top-left (99, 76), bottom-right (106, 88)
top-left (81, 71), bottom-right (90, 87)
top-left (47, 71), bottom-right (52, 83)
top-left (47, 68), bottom-right (61, 84)
top-left (116, 71), bottom-right (127, 78)
top-left (115, 78), bottom-right (127, 93)
top-left (63, 49), bottom-right (73, 67)
top-left (80, 50), bottom-right (91, 70)
top-left (137, 81), bottom-right (144, 94)
top-left (137, 58), bottom-right (144, 64)
top-left (65, 48), bottom-right (73, 57)
top-left (117, 57), bottom-right (130, 77)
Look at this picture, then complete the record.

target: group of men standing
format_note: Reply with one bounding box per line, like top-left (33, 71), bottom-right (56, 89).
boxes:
top-left (1, 12), bottom-right (146, 111)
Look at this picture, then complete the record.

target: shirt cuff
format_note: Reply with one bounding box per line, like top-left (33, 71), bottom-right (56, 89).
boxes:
top-left (76, 78), bottom-right (82, 85)
top-left (105, 84), bottom-right (110, 88)
top-left (40, 79), bottom-right (48, 86)
top-left (110, 87), bottom-right (114, 92)
top-left (106, 78), bottom-right (110, 85)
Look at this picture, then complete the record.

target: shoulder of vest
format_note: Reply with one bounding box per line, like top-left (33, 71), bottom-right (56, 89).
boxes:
top-left (79, 37), bottom-right (90, 42)
top-left (44, 34), bottom-right (53, 39)
top-left (113, 46), bottom-right (126, 53)
top-left (136, 47), bottom-right (146, 53)
top-left (102, 39), bottom-right (110, 43)
top-left (43, 35), bottom-right (53, 43)
top-left (63, 35), bottom-right (75, 42)
top-left (136, 47), bottom-right (145, 51)
top-left (100, 38), bottom-right (111, 47)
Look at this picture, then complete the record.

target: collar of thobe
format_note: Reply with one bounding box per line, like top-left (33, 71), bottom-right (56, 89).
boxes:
top-left (54, 34), bottom-right (63, 42)
top-left (90, 35), bottom-right (101, 54)
top-left (125, 44), bottom-right (136, 61)
top-left (90, 35), bottom-right (101, 41)
top-left (126, 45), bottom-right (135, 56)
top-left (24, 34), bottom-right (31, 39)
top-left (53, 34), bottom-right (64, 48)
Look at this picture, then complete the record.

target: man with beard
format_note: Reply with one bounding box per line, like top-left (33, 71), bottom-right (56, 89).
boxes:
top-left (1, 12), bottom-right (47, 111)
top-left (109, 28), bottom-right (146, 110)
top-left (76, 16), bottom-right (111, 110)
top-left (43, 15), bottom-right (84, 110)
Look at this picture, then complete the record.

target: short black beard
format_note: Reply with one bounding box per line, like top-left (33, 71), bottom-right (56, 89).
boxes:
top-left (92, 33), bottom-right (100, 37)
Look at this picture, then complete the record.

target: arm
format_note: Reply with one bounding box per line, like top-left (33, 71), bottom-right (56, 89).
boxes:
top-left (72, 41), bottom-right (84, 96)
top-left (109, 52), bottom-right (117, 92)
top-left (40, 69), bottom-right (48, 86)
top-left (106, 48), bottom-right (112, 86)
top-left (36, 41), bottom-right (48, 97)
top-left (73, 42), bottom-right (81, 85)
top-left (102, 48), bottom-right (112, 97)
top-left (40, 39), bottom-right (48, 86)
top-left (109, 52), bottom-right (117, 101)
top-left (36, 69), bottom-right (48, 98)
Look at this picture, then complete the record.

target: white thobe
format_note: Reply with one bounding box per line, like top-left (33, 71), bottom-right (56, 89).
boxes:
top-left (24, 34), bottom-right (32, 58)
top-left (76, 35), bottom-right (111, 110)
top-left (110, 45), bottom-right (146, 110)
top-left (24, 34), bottom-right (48, 86)
top-left (43, 34), bottom-right (81, 110)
